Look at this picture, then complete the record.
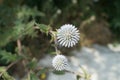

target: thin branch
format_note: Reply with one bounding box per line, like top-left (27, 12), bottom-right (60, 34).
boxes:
top-left (17, 39), bottom-right (22, 55)
top-left (49, 30), bottom-right (60, 55)
top-left (17, 39), bottom-right (28, 72)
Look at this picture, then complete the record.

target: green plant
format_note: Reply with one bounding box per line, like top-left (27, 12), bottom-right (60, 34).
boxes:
top-left (1, 0), bottom-right (120, 80)
top-left (0, 21), bottom-right (91, 80)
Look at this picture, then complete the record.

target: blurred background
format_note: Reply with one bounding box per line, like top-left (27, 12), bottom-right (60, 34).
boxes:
top-left (0, 0), bottom-right (120, 80)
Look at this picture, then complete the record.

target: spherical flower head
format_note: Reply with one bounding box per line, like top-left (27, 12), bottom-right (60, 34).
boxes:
top-left (52, 55), bottom-right (68, 71)
top-left (57, 24), bottom-right (80, 47)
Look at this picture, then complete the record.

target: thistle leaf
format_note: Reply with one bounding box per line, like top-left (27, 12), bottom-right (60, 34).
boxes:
top-left (29, 72), bottom-right (39, 80)
top-left (0, 50), bottom-right (20, 63)
top-left (36, 23), bottom-right (51, 34)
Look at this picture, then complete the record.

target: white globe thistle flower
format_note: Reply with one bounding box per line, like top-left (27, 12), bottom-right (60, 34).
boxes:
top-left (57, 24), bottom-right (80, 47)
top-left (52, 55), bottom-right (68, 71)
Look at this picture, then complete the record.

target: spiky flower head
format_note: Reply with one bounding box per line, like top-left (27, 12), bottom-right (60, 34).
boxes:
top-left (57, 24), bottom-right (80, 47)
top-left (52, 55), bottom-right (68, 71)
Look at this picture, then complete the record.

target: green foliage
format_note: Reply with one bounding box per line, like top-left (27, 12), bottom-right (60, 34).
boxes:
top-left (0, 28), bottom-right (14, 47)
top-left (94, 0), bottom-right (120, 37)
top-left (0, 50), bottom-right (20, 63)
top-left (17, 5), bottom-right (45, 20)
top-left (27, 58), bottom-right (37, 70)
top-left (13, 20), bottom-right (36, 39)
top-left (1, 72), bottom-right (15, 80)
top-left (0, 67), bottom-right (15, 80)
top-left (29, 72), bottom-right (39, 80)
top-left (0, 0), bottom-right (120, 79)
top-left (0, 67), bottom-right (6, 73)
top-left (53, 70), bottom-right (65, 75)
top-left (0, 0), bottom-right (18, 27)
top-left (110, 0), bottom-right (120, 36)
top-left (0, 4), bottom-right (44, 47)
top-left (35, 23), bottom-right (51, 34)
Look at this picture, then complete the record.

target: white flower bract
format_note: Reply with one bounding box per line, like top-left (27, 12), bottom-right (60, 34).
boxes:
top-left (57, 24), bottom-right (80, 47)
top-left (52, 55), bottom-right (68, 71)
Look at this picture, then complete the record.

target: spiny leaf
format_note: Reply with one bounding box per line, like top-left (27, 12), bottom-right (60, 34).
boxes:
top-left (17, 5), bottom-right (45, 20)
top-left (29, 72), bottom-right (39, 80)
top-left (36, 23), bottom-right (51, 34)
top-left (13, 20), bottom-right (36, 39)
top-left (1, 72), bottom-right (15, 80)
top-left (53, 70), bottom-right (65, 75)
top-left (0, 28), bottom-right (14, 47)
top-left (27, 58), bottom-right (37, 70)
top-left (0, 50), bottom-right (20, 63)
